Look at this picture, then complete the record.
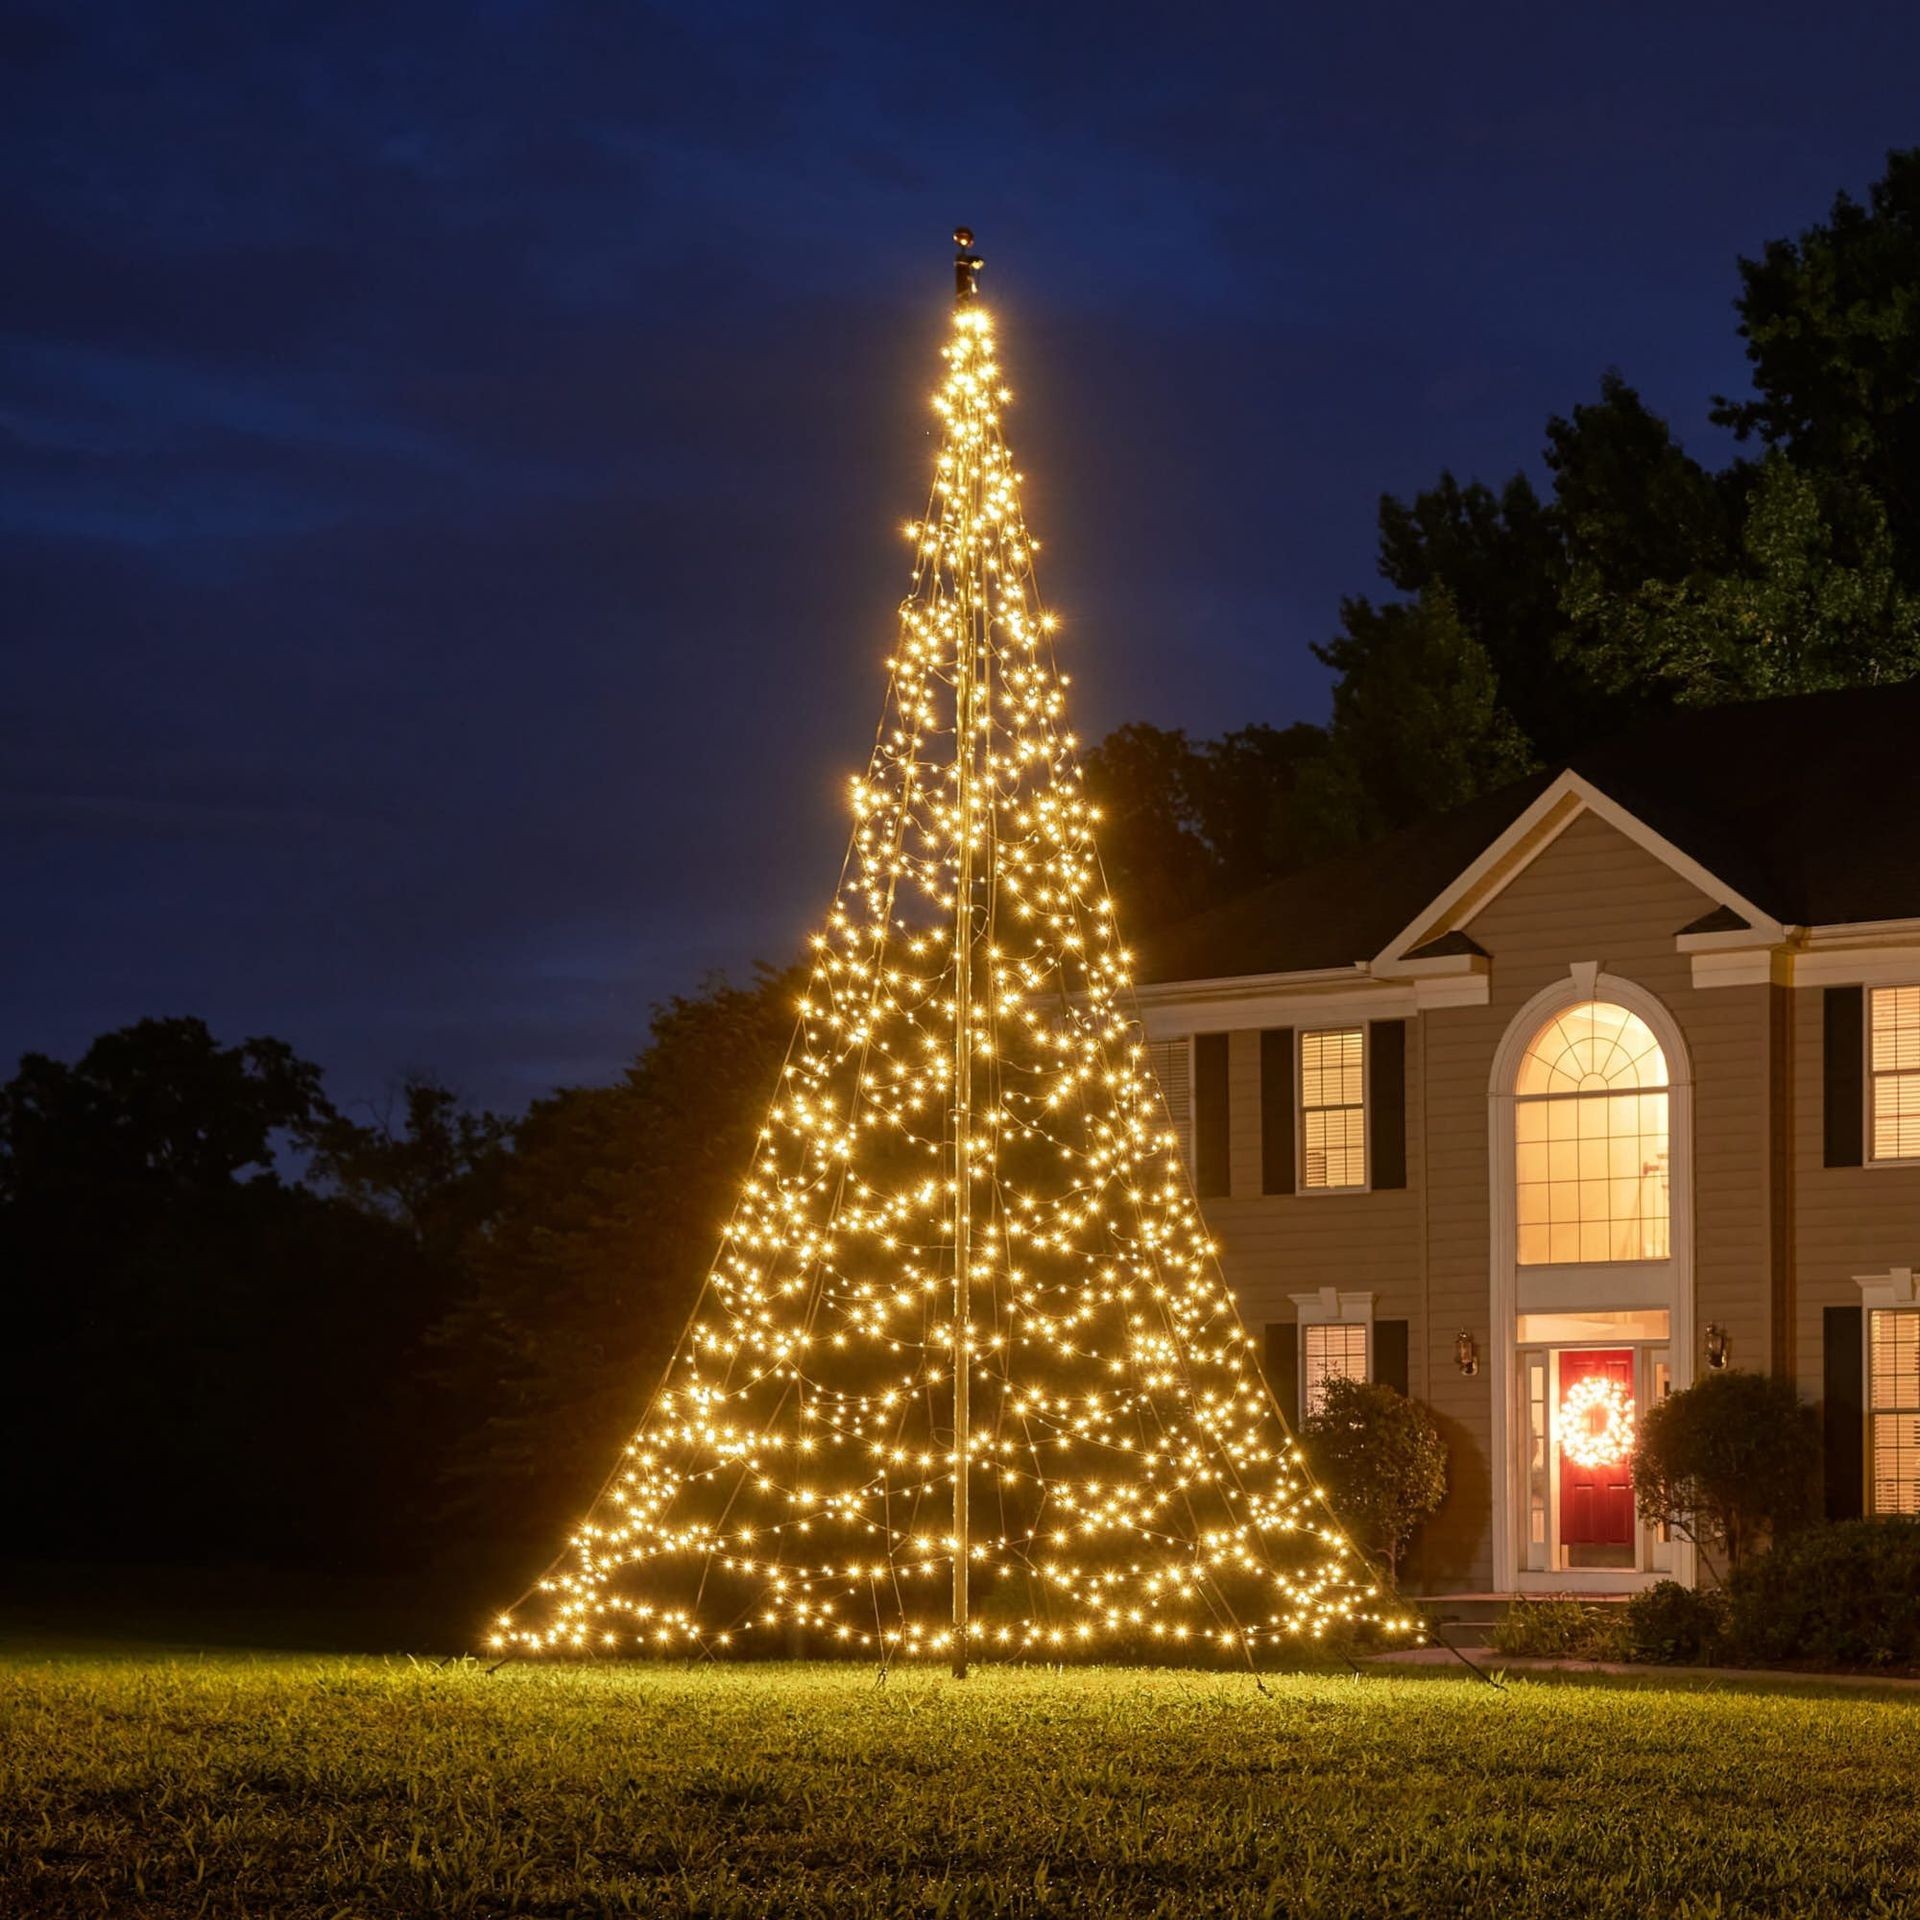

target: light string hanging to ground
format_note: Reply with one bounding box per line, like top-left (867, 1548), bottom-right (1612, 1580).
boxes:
top-left (490, 231), bottom-right (1418, 1669)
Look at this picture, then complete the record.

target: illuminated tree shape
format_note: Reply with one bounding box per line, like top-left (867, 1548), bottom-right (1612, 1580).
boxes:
top-left (492, 248), bottom-right (1412, 1670)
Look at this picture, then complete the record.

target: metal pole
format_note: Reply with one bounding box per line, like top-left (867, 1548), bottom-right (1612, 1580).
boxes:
top-left (949, 225), bottom-right (982, 1679)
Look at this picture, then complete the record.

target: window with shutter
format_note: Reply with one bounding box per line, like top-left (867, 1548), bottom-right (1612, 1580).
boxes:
top-left (1868, 988), bottom-right (1920, 1163)
top-left (1301, 1321), bottom-right (1368, 1418)
top-left (1299, 1027), bottom-right (1366, 1190)
top-left (1869, 1307), bottom-right (1920, 1515)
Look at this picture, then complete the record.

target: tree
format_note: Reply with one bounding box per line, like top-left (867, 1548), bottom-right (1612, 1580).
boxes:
top-left (1713, 148), bottom-right (1920, 579)
top-left (1567, 452), bottom-right (1920, 705)
top-left (1632, 1370), bottom-right (1820, 1578)
top-left (1079, 720), bottom-right (1326, 933)
top-left (0, 1018), bottom-right (455, 1571)
top-left (1298, 585), bottom-right (1534, 854)
top-left (1375, 469), bottom-right (1577, 757)
top-left (310, 1077), bottom-right (511, 1267)
top-left (1301, 1378), bottom-right (1448, 1582)
top-left (431, 971), bottom-right (798, 1562)
top-left (488, 294), bottom-right (1401, 1665)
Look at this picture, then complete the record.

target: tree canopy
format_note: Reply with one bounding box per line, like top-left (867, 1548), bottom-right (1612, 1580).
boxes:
top-left (1084, 149), bottom-right (1920, 934)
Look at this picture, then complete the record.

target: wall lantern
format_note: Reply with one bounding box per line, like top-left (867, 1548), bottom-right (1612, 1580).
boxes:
top-left (1454, 1330), bottom-right (1479, 1377)
top-left (1704, 1323), bottom-right (1731, 1371)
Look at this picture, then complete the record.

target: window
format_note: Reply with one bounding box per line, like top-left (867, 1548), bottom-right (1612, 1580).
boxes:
top-left (1300, 1027), bottom-right (1366, 1190)
top-left (1869, 1307), bottom-right (1920, 1515)
top-left (1302, 1321), bottom-right (1368, 1418)
top-left (1147, 1037), bottom-right (1193, 1170)
top-left (1869, 987), bottom-right (1920, 1162)
top-left (1515, 1000), bottom-right (1670, 1265)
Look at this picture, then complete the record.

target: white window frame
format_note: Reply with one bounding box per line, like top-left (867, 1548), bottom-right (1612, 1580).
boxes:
top-left (1292, 1287), bottom-right (1373, 1417)
top-left (1865, 987), bottom-right (1920, 1168)
top-left (1858, 1267), bottom-right (1920, 1516)
top-left (1296, 1023), bottom-right (1370, 1195)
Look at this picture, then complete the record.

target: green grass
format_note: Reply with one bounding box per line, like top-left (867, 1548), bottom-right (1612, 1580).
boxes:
top-left (4, 1656), bottom-right (1917, 1917)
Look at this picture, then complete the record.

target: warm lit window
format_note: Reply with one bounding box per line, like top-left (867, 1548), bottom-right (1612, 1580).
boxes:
top-left (1869, 988), bottom-right (1920, 1162)
top-left (1302, 1321), bottom-right (1368, 1418)
top-left (1870, 1308), bottom-right (1920, 1515)
top-left (1147, 1037), bottom-right (1193, 1170)
top-left (1300, 1027), bottom-right (1365, 1189)
top-left (1515, 1000), bottom-right (1670, 1265)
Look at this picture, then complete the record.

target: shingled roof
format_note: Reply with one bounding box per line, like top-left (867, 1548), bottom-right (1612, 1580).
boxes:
top-left (1137, 678), bottom-right (1920, 986)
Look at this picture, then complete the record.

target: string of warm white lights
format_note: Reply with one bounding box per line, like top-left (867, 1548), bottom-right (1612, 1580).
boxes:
top-left (492, 263), bottom-right (1417, 1667)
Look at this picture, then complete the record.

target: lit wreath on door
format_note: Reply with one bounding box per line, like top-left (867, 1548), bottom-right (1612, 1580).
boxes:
top-left (1557, 1376), bottom-right (1636, 1469)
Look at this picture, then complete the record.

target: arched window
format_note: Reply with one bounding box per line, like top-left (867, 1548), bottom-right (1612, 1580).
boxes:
top-left (1515, 1001), bottom-right (1670, 1265)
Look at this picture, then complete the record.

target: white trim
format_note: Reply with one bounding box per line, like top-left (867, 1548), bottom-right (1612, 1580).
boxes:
top-left (1486, 968), bottom-right (1696, 1589)
top-left (1372, 770), bottom-right (1786, 970)
top-left (1855, 1267), bottom-right (1918, 1309)
top-left (1136, 980), bottom-right (1411, 1039)
top-left (1792, 946), bottom-right (1920, 989)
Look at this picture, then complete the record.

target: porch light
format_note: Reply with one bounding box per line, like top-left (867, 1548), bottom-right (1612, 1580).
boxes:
top-left (1454, 1330), bottom-right (1479, 1377)
top-left (1704, 1323), bottom-right (1731, 1371)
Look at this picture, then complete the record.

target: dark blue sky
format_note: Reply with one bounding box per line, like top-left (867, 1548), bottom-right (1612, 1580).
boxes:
top-left (6, 2), bottom-right (1919, 1110)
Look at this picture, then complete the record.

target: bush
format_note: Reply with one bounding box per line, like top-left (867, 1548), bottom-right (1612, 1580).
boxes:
top-left (1723, 1518), bottom-right (1920, 1668)
top-left (1621, 1580), bottom-right (1726, 1664)
top-left (1632, 1370), bottom-right (1820, 1575)
top-left (1491, 1596), bottom-right (1628, 1660)
top-left (1301, 1377), bottom-right (1447, 1580)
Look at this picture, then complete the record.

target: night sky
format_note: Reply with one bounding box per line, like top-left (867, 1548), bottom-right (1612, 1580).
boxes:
top-left (7, 3), bottom-right (1919, 1111)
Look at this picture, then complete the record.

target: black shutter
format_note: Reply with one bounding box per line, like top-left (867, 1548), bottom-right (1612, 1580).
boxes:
top-left (1266, 1322), bottom-right (1300, 1428)
top-left (1375, 1319), bottom-right (1409, 1396)
top-left (1823, 1305), bottom-right (1865, 1520)
top-left (1823, 986), bottom-right (1865, 1167)
top-left (1368, 1020), bottom-right (1408, 1190)
top-left (1194, 1032), bottom-right (1231, 1198)
top-left (1260, 1027), bottom-right (1295, 1195)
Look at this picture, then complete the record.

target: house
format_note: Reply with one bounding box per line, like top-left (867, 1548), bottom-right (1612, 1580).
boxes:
top-left (1133, 678), bottom-right (1920, 1595)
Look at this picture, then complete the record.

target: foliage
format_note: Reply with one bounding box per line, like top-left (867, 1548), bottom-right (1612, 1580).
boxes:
top-left (308, 1078), bottom-right (511, 1267)
top-left (1713, 148), bottom-right (1920, 574)
top-left (1081, 151), bottom-right (1920, 936)
top-left (1724, 1518), bottom-right (1920, 1669)
top-left (429, 969), bottom-right (797, 1555)
top-left (1632, 1370), bottom-right (1820, 1577)
top-left (0, 1018), bottom-right (506, 1577)
top-left (1490, 1596), bottom-right (1627, 1661)
top-left (1300, 585), bottom-right (1534, 855)
top-left (0, 1015), bottom-right (331, 1203)
top-left (1566, 453), bottom-right (1920, 704)
top-left (1621, 1580), bottom-right (1726, 1666)
top-left (12, 1659), bottom-right (1920, 1919)
top-left (1079, 720), bottom-right (1326, 930)
top-left (1300, 1377), bottom-right (1448, 1579)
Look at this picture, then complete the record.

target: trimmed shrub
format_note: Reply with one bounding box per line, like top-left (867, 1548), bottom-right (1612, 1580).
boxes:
top-left (1632, 1369), bottom-right (1820, 1575)
top-left (1724, 1517), bottom-right (1920, 1668)
top-left (1621, 1579), bottom-right (1726, 1664)
top-left (1302, 1377), bottom-right (1447, 1581)
top-left (1491, 1596), bottom-right (1628, 1660)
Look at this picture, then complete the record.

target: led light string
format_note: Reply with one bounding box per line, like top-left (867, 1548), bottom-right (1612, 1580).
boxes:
top-left (493, 302), bottom-right (1418, 1662)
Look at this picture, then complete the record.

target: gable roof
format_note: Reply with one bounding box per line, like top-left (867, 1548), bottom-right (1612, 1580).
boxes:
top-left (1137, 678), bottom-right (1920, 987)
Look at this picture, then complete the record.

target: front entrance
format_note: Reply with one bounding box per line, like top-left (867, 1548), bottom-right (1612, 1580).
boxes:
top-left (1557, 1348), bottom-right (1635, 1568)
top-left (1518, 1332), bottom-right (1672, 1580)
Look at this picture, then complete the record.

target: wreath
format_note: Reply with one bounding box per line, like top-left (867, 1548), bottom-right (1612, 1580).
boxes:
top-left (1558, 1375), bottom-right (1636, 1470)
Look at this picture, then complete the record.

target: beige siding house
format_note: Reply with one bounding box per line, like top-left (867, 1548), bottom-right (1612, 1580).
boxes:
top-left (1135, 681), bottom-right (1920, 1596)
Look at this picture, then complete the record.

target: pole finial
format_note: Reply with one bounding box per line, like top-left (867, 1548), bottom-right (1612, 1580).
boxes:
top-left (953, 227), bottom-right (982, 305)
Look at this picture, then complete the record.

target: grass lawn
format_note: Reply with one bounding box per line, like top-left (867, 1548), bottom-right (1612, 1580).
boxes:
top-left (4, 1654), bottom-right (1917, 1917)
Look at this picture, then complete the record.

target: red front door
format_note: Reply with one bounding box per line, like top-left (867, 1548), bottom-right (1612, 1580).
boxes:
top-left (1558, 1348), bottom-right (1636, 1566)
